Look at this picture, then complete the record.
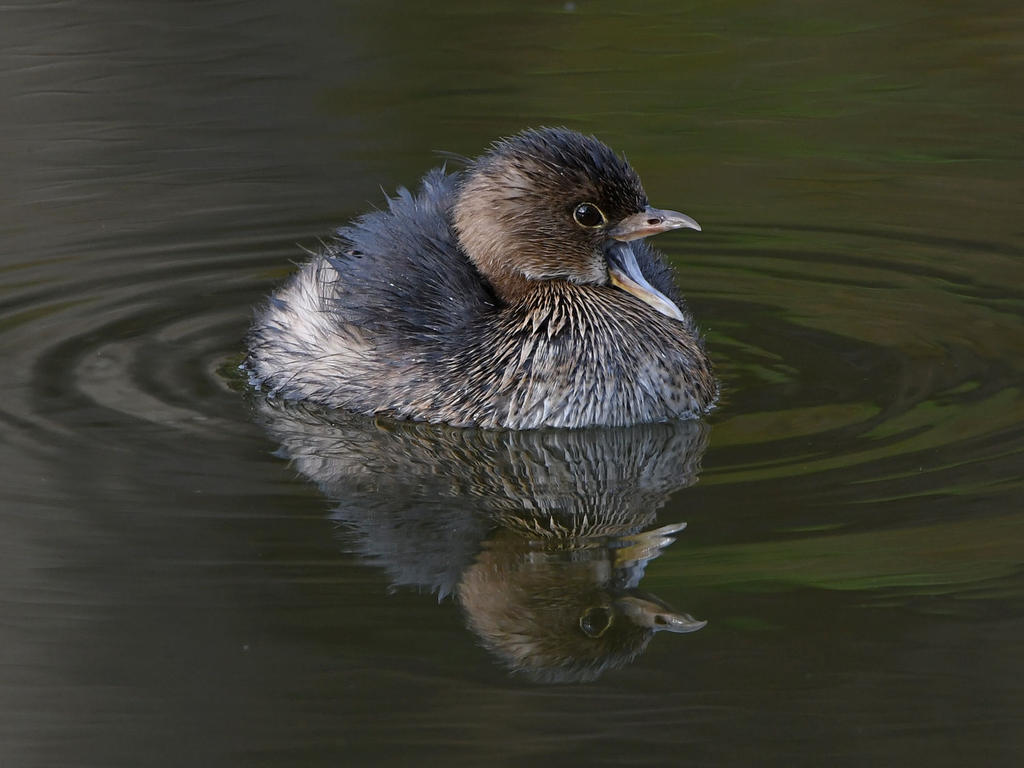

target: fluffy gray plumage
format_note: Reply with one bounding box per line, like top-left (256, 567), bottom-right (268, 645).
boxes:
top-left (245, 128), bottom-right (716, 429)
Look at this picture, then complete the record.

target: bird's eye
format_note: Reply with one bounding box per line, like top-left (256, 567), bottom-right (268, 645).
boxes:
top-left (579, 606), bottom-right (613, 638)
top-left (573, 202), bottom-right (606, 228)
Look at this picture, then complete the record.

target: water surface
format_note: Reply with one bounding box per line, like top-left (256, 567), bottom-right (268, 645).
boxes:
top-left (2, 1), bottom-right (1022, 765)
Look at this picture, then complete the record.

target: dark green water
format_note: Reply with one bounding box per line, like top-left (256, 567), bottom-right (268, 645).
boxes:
top-left (2, 1), bottom-right (1021, 765)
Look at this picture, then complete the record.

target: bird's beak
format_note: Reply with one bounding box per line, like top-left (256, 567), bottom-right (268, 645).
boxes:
top-left (605, 241), bottom-right (686, 322)
top-left (608, 206), bottom-right (701, 242)
top-left (615, 594), bottom-right (707, 634)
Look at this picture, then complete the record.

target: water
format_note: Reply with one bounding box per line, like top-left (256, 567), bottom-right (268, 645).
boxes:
top-left (2, 1), bottom-right (1022, 765)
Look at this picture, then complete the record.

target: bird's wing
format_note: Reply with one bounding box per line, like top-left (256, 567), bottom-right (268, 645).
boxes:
top-left (325, 167), bottom-right (498, 345)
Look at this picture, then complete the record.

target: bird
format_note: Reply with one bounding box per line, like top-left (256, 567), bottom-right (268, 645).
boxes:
top-left (245, 127), bottom-right (717, 429)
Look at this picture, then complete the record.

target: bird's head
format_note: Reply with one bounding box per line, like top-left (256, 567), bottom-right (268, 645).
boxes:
top-left (453, 127), bottom-right (700, 320)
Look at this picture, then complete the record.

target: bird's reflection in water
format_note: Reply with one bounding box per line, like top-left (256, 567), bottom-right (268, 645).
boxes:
top-left (257, 403), bottom-right (710, 683)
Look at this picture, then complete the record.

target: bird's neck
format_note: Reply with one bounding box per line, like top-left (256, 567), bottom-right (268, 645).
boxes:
top-left (485, 270), bottom-right (564, 306)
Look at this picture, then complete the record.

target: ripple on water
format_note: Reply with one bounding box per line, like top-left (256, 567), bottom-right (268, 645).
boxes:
top-left (0, 225), bottom-right (298, 449)
top-left (672, 223), bottom-right (1024, 502)
top-left (0, 219), bottom-right (1020, 498)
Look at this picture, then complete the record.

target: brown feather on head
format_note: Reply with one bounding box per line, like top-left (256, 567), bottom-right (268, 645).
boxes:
top-left (453, 127), bottom-right (651, 301)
